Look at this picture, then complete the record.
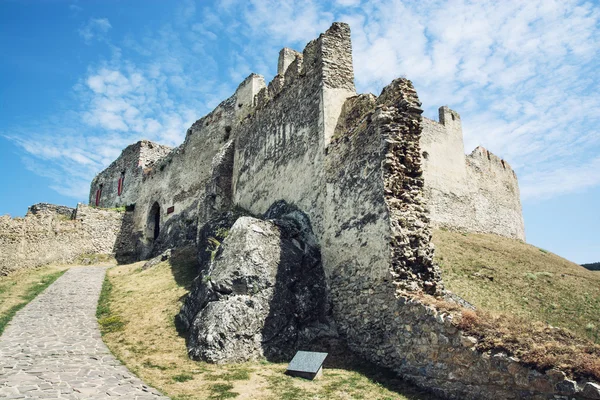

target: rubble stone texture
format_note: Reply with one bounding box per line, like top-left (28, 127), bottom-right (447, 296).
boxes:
top-left (0, 267), bottom-right (167, 399)
top-left (0, 204), bottom-right (135, 276)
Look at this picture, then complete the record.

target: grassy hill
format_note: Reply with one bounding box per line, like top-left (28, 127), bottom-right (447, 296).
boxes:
top-left (432, 229), bottom-right (600, 344)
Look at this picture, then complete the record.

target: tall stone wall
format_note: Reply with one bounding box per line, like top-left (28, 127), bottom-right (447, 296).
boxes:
top-left (420, 108), bottom-right (525, 240)
top-left (0, 204), bottom-right (133, 275)
top-left (323, 78), bottom-right (598, 400)
top-left (232, 22), bottom-right (356, 241)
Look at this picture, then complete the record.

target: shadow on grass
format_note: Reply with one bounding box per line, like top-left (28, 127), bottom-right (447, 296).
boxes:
top-left (168, 246), bottom-right (200, 290)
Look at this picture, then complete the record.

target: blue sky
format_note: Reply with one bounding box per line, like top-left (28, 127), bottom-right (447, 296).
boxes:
top-left (1, 0), bottom-right (599, 264)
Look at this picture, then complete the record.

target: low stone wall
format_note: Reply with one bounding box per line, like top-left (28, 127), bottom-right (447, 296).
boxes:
top-left (0, 204), bottom-right (133, 275)
top-left (27, 203), bottom-right (75, 219)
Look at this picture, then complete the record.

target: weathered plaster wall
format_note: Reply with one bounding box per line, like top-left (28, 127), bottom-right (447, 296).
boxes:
top-left (420, 108), bottom-right (526, 240)
top-left (89, 140), bottom-right (171, 208)
top-left (131, 74), bottom-right (265, 258)
top-left (0, 204), bottom-right (133, 275)
top-left (232, 22), bottom-right (356, 240)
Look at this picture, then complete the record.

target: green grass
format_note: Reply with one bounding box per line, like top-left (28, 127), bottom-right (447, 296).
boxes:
top-left (433, 229), bottom-right (600, 344)
top-left (173, 373), bottom-right (194, 383)
top-left (207, 383), bottom-right (238, 399)
top-left (96, 275), bottom-right (126, 335)
top-left (0, 269), bottom-right (66, 335)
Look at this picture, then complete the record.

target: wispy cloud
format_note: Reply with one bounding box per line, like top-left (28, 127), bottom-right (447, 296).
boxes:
top-left (79, 18), bottom-right (112, 44)
top-left (4, 0), bottom-right (600, 204)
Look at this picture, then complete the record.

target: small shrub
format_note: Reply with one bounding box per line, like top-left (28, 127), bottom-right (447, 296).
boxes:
top-left (524, 272), bottom-right (537, 280)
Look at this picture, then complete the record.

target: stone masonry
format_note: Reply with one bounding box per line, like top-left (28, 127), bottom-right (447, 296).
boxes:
top-left (421, 108), bottom-right (526, 240)
top-left (0, 204), bottom-right (134, 275)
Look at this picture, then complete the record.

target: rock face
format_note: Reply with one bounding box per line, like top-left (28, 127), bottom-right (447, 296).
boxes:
top-left (177, 202), bottom-right (335, 363)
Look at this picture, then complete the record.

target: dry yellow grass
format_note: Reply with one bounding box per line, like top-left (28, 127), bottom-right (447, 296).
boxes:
top-left (100, 248), bottom-right (438, 400)
top-left (432, 229), bottom-right (600, 343)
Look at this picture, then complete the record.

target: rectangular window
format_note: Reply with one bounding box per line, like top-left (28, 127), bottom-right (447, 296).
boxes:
top-left (167, 206), bottom-right (175, 214)
top-left (95, 184), bottom-right (103, 206)
top-left (117, 171), bottom-right (125, 196)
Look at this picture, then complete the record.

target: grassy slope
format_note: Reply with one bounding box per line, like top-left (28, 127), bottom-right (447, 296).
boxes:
top-left (433, 229), bottom-right (600, 343)
top-left (99, 247), bottom-right (437, 400)
top-left (0, 265), bottom-right (68, 335)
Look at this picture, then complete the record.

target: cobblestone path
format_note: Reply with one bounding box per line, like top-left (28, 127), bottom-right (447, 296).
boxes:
top-left (0, 267), bottom-right (169, 399)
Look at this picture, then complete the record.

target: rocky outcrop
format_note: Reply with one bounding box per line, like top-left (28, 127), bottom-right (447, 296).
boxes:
top-left (177, 202), bottom-right (336, 363)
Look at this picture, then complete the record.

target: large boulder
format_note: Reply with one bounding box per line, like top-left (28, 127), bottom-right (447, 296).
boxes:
top-left (177, 202), bottom-right (336, 363)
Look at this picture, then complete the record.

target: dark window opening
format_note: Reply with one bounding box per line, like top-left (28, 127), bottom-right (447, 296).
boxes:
top-left (167, 206), bottom-right (175, 214)
top-left (118, 171), bottom-right (125, 196)
top-left (422, 151), bottom-right (429, 160)
top-left (501, 160), bottom-right (506, 169)
top-left (148, 202), bottom-right (161, 240)
top-left (95, 184), bottom-right (103, 206)
top-left (451, 114), bottom-right (456, 121)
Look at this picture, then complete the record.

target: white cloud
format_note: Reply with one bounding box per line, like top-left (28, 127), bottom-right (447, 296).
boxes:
top-left (79, 18), bottom-right (112, 44)
top-left (6, 0), bottom-right (600, 205)
top-left (520, 157), bottom-right (600, 200)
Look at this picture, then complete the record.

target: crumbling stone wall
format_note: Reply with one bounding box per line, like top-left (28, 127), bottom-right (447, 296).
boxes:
top-left (324, 77), bottom-right (598, 400)
top-left (89, 140), bottom-right (171, 209)
top-left (421, 108), bottom-right (526, 240)
top-left (0, 204), bottom-right (133, 275)
top-left (27, 203), bottom-right (75, 219)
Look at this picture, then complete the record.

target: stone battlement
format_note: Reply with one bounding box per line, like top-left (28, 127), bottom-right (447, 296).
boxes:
top-left (421, 107), bottom-right (525, 240)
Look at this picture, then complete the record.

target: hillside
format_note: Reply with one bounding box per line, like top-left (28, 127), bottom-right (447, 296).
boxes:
top-left (433, 229), bottom-right (600, 344)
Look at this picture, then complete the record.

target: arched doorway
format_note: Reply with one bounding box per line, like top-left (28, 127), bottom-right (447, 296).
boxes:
top-left (148, 202), bottom-right (161, 240)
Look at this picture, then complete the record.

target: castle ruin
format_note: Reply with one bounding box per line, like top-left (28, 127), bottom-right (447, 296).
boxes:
top-left (2, 22), bottom-right (598, 400)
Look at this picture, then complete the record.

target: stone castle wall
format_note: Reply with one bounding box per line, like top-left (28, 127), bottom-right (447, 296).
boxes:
top-left (89, 140), bottom-right (172, 209)
top-left (232, 23), bottom-right (355, 243)
top-left (421, 108), bottom-right (526, 240)
top-left (0, 204), bottom-right (133, 275)
top-left (324, 78), bottom-right (597, 400)
top-left (73, 22), bottom-right (599, 399)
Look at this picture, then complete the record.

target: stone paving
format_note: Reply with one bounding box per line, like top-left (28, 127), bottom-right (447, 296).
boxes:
top-left (0, 267), bottom-right (169, 399)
